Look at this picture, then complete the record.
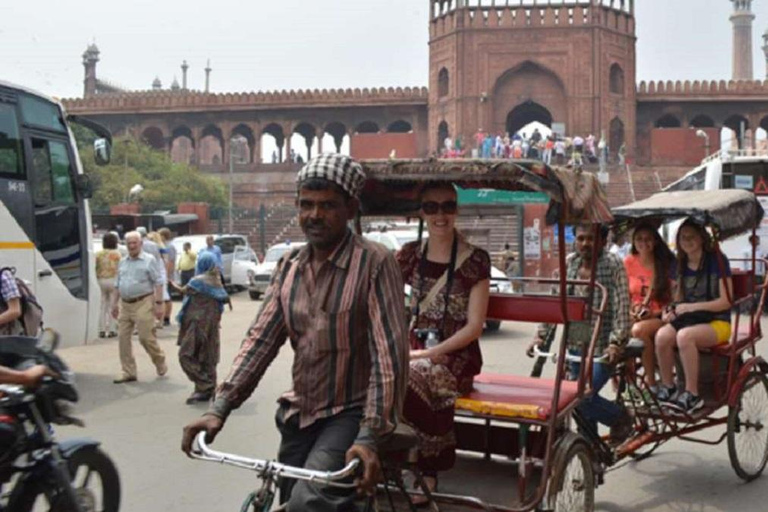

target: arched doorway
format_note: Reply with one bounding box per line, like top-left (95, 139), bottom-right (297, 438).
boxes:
top-left (506, 101), bottom-right (553, 136)
top-left (437, 121), bottom-right (449, 153)
top-left (492, 61), bottom-right (567, 137)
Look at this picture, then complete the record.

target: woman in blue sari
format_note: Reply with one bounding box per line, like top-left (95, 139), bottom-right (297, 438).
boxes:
top-left (174, 252), bottom-right (230, 404)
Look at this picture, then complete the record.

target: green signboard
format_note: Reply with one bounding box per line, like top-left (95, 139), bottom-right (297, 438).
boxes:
top-left (456, 188), bottom-right (549, 205)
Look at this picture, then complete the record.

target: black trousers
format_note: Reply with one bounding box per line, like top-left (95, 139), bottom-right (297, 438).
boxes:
top-left (180, 269), bottom-right (195, 286)
top-left (276, 404), bottom-right (362, 512)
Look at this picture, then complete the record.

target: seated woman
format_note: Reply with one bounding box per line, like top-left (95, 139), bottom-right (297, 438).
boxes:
top-left (173, 252), bottom-right (230, 405)
top-left (655, 219), bottom-right (733, 413)
top-left (623, 223), bottom-right (676, 392)
top-left (396, 181), bottom-right (490, 500)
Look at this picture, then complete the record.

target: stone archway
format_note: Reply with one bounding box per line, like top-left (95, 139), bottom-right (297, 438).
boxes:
top-left (505, 101), bottom-right (553, 136)
top-left (492, 61), bottom-right (567, 136)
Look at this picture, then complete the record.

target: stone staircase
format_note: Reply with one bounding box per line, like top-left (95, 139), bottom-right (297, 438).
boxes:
top-left (229, 202), bottom-right (298, 253)
top-left (583, 163), bottom-right (692, 207)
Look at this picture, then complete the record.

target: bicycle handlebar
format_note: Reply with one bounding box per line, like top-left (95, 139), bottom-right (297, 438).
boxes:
top-left (190, 432), bottom-right (361, 489)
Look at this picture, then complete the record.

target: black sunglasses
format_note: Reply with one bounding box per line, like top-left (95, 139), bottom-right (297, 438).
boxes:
top-left (421, 200), bottom-right (458, 215)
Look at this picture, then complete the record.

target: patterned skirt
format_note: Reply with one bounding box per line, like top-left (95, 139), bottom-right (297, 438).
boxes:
top-left (403, 359), bottom-right (461, 473)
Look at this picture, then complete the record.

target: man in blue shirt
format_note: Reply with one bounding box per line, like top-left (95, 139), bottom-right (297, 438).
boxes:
top-left (200, 236), bottom-right (223, 271)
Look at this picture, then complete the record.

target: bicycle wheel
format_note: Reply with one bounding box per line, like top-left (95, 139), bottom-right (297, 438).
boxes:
top-left (547, 432), bottom-right (595, 512)
top-left (12, 446), bottom-right (121, 512)
top-left (727, 372), bottom-right (768, 482)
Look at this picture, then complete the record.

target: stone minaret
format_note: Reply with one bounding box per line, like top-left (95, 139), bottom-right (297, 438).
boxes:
top-left (762, 29), bottom-right (768, 79)
top-left (82, 43), bottom-right (100, 98)
top-left (731, 0), bottom-right (755, 81)
top-left (204, 60), bottom-right (212, 93)
top-left (181, 60), bottom-right (189, 90)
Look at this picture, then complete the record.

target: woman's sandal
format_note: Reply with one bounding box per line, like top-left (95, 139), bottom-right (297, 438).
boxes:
top-left (412, 475), bottom-right (438, 508)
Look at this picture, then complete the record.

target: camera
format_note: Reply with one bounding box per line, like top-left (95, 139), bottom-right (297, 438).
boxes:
top-left (414, 328), bottom-right (440, 348)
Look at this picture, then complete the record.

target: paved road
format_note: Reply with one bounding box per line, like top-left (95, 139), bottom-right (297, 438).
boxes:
top-left (54, 293), bottom-right (768, 511)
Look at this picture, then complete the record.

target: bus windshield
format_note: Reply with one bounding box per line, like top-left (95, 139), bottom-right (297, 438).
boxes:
top-left (664, 167), bottom-right (706, 192)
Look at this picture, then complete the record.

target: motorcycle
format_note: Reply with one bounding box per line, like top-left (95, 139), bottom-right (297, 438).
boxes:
top-left (0, 330), bottom-right (120, 512)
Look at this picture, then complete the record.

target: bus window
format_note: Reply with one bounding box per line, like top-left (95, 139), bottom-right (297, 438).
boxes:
top-left (19, 95), bottom-right (67, 133)
top-left (0, 103), bottom-right (24, 177)
top-left (31, 139), bottom-right (76, 206)
top-left (30, 137), bottom-right (84, 298)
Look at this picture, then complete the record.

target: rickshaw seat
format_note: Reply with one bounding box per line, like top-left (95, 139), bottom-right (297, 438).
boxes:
top-left (456, 373), bottom-right (579, 421)
top-left (698, 271), bottom-right (759, 357)
top-left (487, 294), bottom-right (588, 324)
top-left (731, 270), bottom-right (754, 301)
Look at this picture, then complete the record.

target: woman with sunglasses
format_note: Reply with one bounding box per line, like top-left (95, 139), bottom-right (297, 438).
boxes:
top-left (396, 182), bottom-right (491, 501)
top-left (623, 223), bottom-right (676, 392)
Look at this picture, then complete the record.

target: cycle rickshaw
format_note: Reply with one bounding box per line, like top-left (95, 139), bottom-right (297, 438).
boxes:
top-left (189, 161), bottom-right (768, 512)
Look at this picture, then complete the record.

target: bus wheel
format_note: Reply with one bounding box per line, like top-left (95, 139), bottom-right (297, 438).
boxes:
top-left (547, 432), bottom-right (595, 512)
top-left (728, 372), bottom-right (768, 481)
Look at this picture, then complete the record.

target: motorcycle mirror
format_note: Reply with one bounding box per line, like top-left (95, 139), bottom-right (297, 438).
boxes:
top-left (38, 329), bottom-right (60, 353)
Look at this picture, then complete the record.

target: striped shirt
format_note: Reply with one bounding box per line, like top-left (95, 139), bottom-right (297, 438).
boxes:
top-left (537, 250), bottom-right (631, 355)
top-left (210, 230), bottom-right (409, 448)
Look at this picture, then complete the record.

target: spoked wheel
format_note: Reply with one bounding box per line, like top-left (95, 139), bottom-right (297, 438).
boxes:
top-left (728, 372), bottom-right (768, 482)
top-left (12, 447), bottom-right (121, 512)
top-left (547, 433), bottom-right (595, 512)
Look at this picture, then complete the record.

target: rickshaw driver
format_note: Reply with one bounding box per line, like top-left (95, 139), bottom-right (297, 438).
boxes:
top-left (528, 224), bottom-right (634, 441)
top-left (181, 154), bottom-right (410, 511)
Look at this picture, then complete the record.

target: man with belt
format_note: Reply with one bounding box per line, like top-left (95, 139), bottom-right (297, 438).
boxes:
top-left (111, 231), bottom-right (168, 384)
top-left (182, 154), bottom-right (409, 511)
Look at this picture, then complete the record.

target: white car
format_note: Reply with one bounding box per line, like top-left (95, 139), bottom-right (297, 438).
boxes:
top-left (248, 242), bottom-right (306, 300)
top-left (363, 229), bottom-right (425, 251)
top-left (171, 234), bottom-right (256, 290)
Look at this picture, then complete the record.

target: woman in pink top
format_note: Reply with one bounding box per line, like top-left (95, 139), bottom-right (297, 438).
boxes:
top-left (623, 224), bottom-right (676, 389)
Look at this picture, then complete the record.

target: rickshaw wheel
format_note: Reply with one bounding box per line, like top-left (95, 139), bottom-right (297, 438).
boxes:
top-left (727, 372), bottom-right (768, 482)
top-left (547, 433), bottom-right (595, 512)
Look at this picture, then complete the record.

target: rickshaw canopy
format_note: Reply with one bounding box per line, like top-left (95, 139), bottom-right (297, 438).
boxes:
top-left (612, 189), bottom-right (765, 240)
top-left (358, 159), bottom-right (613, 225)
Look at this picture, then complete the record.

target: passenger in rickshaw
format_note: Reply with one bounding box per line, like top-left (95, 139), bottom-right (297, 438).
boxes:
top-left (655, 218), bottom-right (734, 413)
top-left (529, 224), bottom-right (634, 440)
top-left (623, 223), bottom-right (677, 392)
top-left (396, 181), bottom-right (491, 501)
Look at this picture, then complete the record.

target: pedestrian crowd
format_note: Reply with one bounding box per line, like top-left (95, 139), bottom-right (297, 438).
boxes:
top-left (439, 128), bottom-right (626, 169)
top-left (93, 226), bottom-right (232, 405)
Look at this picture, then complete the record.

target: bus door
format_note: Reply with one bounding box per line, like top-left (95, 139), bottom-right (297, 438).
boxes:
top-left (21, 93), bottom-right (92, 343)
top-left (0, 95), bottom-right (37, 292)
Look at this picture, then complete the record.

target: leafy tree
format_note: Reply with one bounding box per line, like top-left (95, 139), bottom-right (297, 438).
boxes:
top-left (74, 129), bottom-right (226, 212)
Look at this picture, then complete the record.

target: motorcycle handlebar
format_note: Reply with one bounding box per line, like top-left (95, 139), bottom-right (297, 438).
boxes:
top-left (190, 432), bottom-right (361, 488)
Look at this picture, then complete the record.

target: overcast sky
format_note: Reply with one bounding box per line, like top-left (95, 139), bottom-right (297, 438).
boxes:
top-left (3, 1), bottom-right (768, 99)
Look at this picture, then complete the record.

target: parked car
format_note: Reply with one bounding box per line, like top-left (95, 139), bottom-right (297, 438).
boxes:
top-left (171, 234), bottom-right (256, 291)
top-left (248, 241), bottom-right (306, 300)
top-left (363, 229), bottom-right (426, 252)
